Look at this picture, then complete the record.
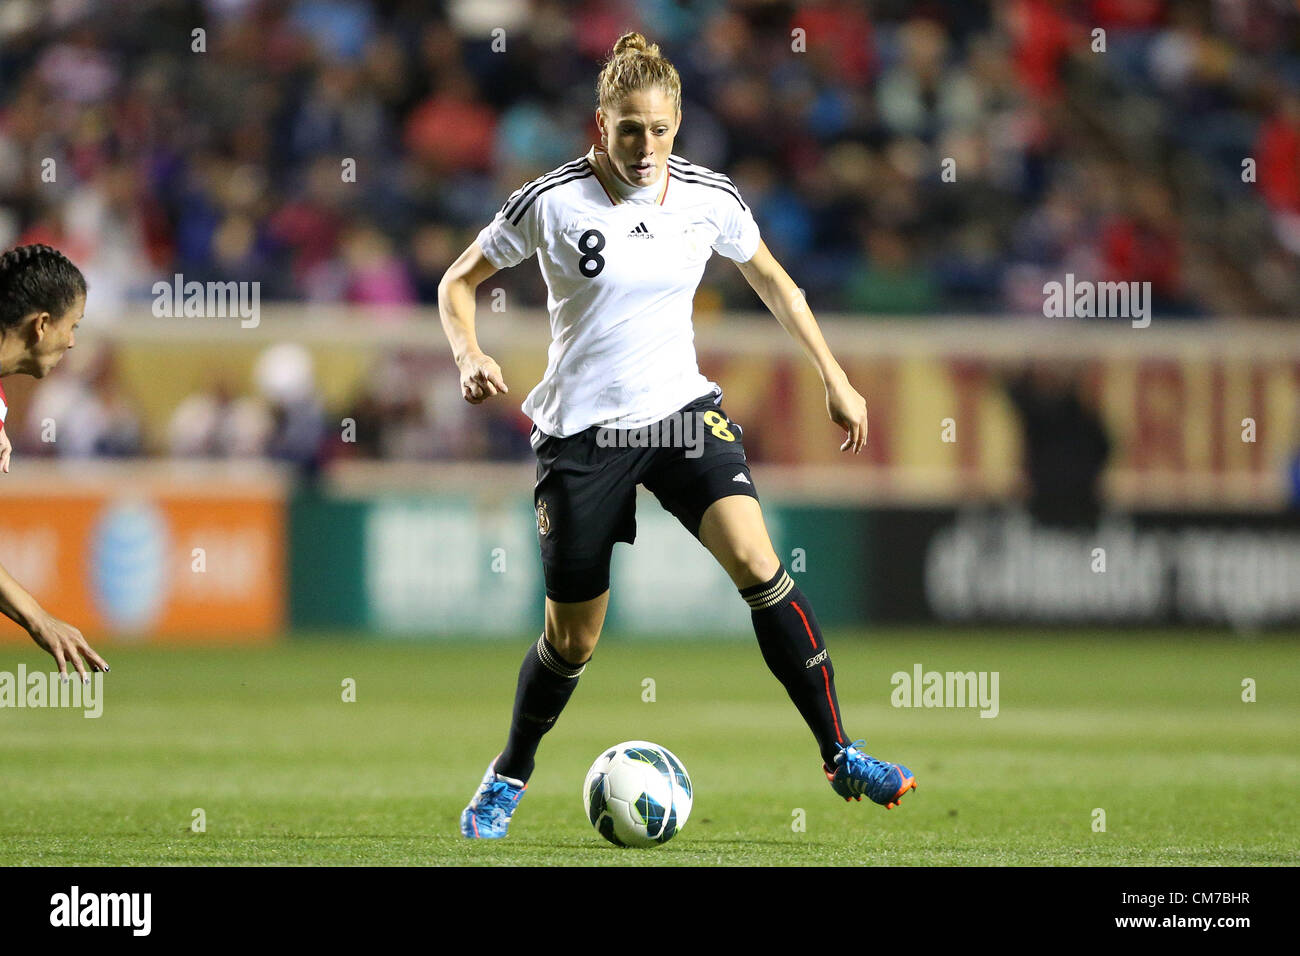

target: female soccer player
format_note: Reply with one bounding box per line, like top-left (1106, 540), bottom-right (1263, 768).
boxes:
top-left (440, 33), bottom-right (915, 838)
top-left (0, 243), bottom-right (109, 682)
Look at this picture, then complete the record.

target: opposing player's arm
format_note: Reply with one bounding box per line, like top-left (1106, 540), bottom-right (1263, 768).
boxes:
top-left (734, 241), bottom-right (868, 453)
top-left (0, 559), bottom-right (108, 680)
top-left (438, 240), bottom-right (509, 404)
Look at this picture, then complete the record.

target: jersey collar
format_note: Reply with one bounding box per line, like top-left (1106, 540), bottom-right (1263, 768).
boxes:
top-left (586, 145), bottom-right (670, 206)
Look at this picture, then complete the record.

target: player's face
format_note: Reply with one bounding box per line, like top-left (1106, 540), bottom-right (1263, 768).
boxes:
top-left (597, 89), bottom-right (680, 188)
top-left (31, 293), bottom-right (83, 378)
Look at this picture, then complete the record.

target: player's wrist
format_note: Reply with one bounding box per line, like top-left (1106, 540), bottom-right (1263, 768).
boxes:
top-left (819, 364), bottom-right (848, 389)
top-left (455, 347), bottom-right (486, 369)
top-left (15, 601), bottom-right (47, 636)
top-left (0, 578), bottom-right (39, 632)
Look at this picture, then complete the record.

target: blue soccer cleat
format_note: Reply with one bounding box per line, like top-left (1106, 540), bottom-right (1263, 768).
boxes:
top-left (460, 756), bottom-right (527, 838)
top-left (824, 740), bottom-right (917, 809)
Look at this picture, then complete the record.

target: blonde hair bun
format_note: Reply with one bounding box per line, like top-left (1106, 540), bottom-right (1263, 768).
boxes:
top-left (613, 32), bottom-right (659, 57)
top-left (597, 32), bottom-right (681, 113)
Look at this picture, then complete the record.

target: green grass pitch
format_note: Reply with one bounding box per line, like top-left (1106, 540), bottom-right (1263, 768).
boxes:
top-left (1, 630), bottom-right (1297, 866)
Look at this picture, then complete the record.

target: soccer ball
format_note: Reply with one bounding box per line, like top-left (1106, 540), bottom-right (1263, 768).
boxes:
top-left (583, 741), bottom-right (693, 848)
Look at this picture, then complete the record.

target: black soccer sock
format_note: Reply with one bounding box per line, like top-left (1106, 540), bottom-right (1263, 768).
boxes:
top-left (496, 635), bottom-right (587, 783)
top-left (740, 566), bottom-right (849, 767)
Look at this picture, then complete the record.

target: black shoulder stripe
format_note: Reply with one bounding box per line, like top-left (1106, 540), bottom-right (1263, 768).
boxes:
top-left (667, 158), bottom-right (746, 206)
top-left (667, 158), bottom-right (739, 192)
top-left (510, 169), bottom-right (594, 225)
top-left (666, 170), bottom-right (748, 212)
top-left (500, 158), bottom-right (589, 218)
top-left (501, 157), bottom-right (588, 217)
top-left (501, 156), bottom-right (587, 208)
top-left (667, 156), bottom-right (731, 182)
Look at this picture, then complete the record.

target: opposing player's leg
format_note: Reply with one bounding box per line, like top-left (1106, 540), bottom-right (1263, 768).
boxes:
top-left (462, 424), bottom-right (638, 839)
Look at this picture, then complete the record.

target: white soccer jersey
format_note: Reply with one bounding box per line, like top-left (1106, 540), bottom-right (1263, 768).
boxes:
top-left (475, 145), bottom-right (761, 442)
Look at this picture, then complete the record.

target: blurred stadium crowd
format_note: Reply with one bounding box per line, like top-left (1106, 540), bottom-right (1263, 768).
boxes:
top-left (4, 0), bottom-right (1299, 317)
top-left (10, 339), bottom-right (530, 466)
top-left (1, 0), bottom-right (1298, 466)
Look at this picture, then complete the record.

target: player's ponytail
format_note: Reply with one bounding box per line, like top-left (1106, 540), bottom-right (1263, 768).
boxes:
top-left (597, 31), bottom-right (682, 115)
top-left (0, 244), bottom-right (86, 330)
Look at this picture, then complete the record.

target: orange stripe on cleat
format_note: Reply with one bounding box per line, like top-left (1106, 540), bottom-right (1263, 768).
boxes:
top-left (885, 776), bottom-right (917, 809)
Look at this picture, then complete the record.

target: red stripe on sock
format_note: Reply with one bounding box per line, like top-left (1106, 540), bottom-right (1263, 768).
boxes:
top-left (822, 665), bottom-right (844, 743)
top-left (793, 599), bottom-right (844, 744)
top-left (790, 600), bottom-right (817, 649)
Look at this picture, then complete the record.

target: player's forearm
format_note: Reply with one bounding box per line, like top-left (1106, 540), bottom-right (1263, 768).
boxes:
top-left (438, 277), bottom-right (484, 365)
top-left (753, 268), bottom-right (846, 385)
top-left (0, 560), bottom-right (44, 632)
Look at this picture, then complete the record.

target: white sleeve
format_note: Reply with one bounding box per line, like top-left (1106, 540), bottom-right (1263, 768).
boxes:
top-left (710, 186), bottom-right (761, 262)
top-left (475, 189), bottom-right (544, 269)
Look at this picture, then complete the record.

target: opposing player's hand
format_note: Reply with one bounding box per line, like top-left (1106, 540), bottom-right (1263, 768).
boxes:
top-left (826, 374), bottom-right (868, 454)
top-left (458, 351), bottom-right (509, 405)
top-left (28, 613), bottom-right (109, 683)
top-left (0, 426), bottom-right (11, 473)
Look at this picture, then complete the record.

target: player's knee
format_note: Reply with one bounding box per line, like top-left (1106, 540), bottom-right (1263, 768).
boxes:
top-left (545, 591), bottom-right (607, 663)
top-left (728, 544), bottom-right (781, 588)
top-left (548, 627), bottom-right (600, 665)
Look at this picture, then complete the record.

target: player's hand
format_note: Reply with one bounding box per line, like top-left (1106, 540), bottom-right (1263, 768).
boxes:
top-left (825, 373), bottom-right (868, 454)
top-left (457, 351), bottom-right (509, 405)
top-left (0, 426), bottom-right (11, 473)
top-left (27, 613), bottom-right (109, 683)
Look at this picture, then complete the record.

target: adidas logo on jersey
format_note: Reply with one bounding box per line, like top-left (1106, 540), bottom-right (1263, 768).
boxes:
top-left (627, 222), bottom-right (654, 239)
top-left (732, 472), bottom-right (751, 484)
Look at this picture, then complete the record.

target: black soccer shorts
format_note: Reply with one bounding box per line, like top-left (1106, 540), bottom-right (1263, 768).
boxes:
top-left (532, 389), bottom-right (760, 603)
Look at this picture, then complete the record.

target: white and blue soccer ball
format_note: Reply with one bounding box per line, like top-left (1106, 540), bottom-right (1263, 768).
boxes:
top-left (583, 741), bottom-right (693, 848)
